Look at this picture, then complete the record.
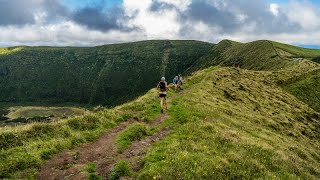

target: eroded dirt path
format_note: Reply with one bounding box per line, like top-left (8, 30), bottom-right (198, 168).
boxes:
top-left (38, 121), bottom-right (135, 180)
top-left (38, 100), bottom-right (174, 180)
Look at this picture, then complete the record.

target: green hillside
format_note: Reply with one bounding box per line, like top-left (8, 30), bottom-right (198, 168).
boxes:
top-left (186, 40), bottom-right (295, 73)
top-left (1, 64), bottom-right (319, 179)
top-left (1, 39), bottom-right (320, 179)
top-left (0, 40), bottom-right (213, 106)
top-left (283, 70), bottom-right (320, 112)
top-left (271, 41), bottom-right (320, 58)
top-left (139, 66), bottom-right (320, 179)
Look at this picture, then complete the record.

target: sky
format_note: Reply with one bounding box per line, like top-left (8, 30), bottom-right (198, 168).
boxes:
top-left (0, 0), bottom-right (320, 48)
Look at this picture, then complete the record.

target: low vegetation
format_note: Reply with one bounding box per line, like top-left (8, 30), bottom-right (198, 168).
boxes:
top-left (272, 41), bottom-right (320, 58)
top-left (283, 70), bottom-right (320, 112)
top-left (109, 160), bottom-right (133, 180)
top-left (0, 88), bottom-right (160, 179)
top-left (187, 40), bottom-right (294, 73)
top-left (138, 67), bottom-right (320, 179)
top-left (0, 40), bottom-right (212, 106)
top-left (0, 39), bottom-right (320, 179)
top-left (116, 123), bottom-right (147, 152)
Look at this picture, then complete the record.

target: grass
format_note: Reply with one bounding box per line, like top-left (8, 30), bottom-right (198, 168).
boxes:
top-left (283, 70), bottom-right (320, 112)
top-left (109, 160), bottom-right (133, 180)
top-left (1, 40), bottom-right (320, 179)
top-left (116, 123), bottom-right (147, 152)
top-left (272, 41), bottom-right (320, 58)
top-left (0, 47), bottom-right (23, 55)
top-left (81, 162), bottom-right (103, 180)
top-left (1, 64), bottom-right (320, 179)
top-left (82, 162), bottom-right (97, 173)
top-left (187, 40), bottom-right (294, 73)
top-left (0, 88), bottom-right (160, 179)
top-left (6, 106), bottom-right (86, 119)
top-left (138, 67), bottom-right (320, 179)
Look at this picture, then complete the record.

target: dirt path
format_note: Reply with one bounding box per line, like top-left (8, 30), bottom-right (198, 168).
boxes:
top-left (160, 41), bottom-right (172, 77)
top-left (38, 121), bottom-right (135, 180)
top-left (38, 93), bottom-right (176, 180)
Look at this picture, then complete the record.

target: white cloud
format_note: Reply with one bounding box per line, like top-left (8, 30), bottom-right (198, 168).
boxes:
top-left (270, 3), bottom-right (280, 16)
top-left (285, 1), bottom-right (320, 30)
top-left (123, 0), bottom-right (181, 39)
top-left (157, 0), bottom-right (192, 11)
top-left (0, 21), bottom-right (145, 47)
top-left (0, 0), bottom-right (320, 47)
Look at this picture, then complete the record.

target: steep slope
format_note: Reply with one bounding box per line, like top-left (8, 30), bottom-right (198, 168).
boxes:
top-left (283, 69), bottom-right (320, 112)
top-left (271, 41), bottom-right (320, 59)
top-left (186, 39), bottom-right (320, 75)
top-left (139, 66), bottom-right (320, 179)
top-left (187, 40), bottom-right (295, 73)
top-left (0, 40), bottom-right (213, 106)
top-left (1, 64), bottom-right (319, 179)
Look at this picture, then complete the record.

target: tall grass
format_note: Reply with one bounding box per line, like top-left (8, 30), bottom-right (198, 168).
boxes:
top-left (0, 88), bottom-right (160, 179)
top-left (138, 67), bottom-right (320, 179)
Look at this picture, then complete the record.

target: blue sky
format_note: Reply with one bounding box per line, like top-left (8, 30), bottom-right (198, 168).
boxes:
top-left (0, 0), bottom-right (319, 47)
top-left (63, 0), bottom-right (122, 10)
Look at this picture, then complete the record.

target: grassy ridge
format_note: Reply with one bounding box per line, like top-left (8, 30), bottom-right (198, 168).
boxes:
top-left (138, 67), bottom-right (320, 179)
top-left (0, 40), bottom-right (212, 106)
top-left (0, 88), bottom-right (161, 179)
top-left (187, 40), bottom-right (294, 73)
top-left (272, 41), bottom-right (320, 58)
top-left (283, 70), bottom-right (320, 112)
top-left (1, 65), bottom-right (320, 179)
top-left (1, 39), bottom-right (320, 179)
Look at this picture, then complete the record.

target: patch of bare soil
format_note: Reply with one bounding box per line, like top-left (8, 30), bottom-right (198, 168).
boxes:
top-left (38, 121), bottom-right (134, 180)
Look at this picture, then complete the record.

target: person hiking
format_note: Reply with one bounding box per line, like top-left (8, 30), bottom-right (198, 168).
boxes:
top-left (157, 77), bottom-right (169, 113)
top-left (177, 74), bottom-right (183, 90)
top-left (173, 76), bottom-right (179, 91)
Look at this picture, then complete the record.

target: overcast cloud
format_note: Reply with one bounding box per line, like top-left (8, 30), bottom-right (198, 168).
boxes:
top-left (0, 0), bottom-right (319, 47)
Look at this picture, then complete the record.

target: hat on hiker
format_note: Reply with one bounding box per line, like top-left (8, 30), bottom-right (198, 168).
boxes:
top-left (161, 77), bottom-right (165, 81)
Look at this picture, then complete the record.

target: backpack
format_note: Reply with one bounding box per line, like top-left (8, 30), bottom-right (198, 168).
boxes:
top-left (159, 81), bottom-right (166, 91)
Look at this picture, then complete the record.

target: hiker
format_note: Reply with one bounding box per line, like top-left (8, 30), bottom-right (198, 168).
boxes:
top-left (173, 76), bottom-right (179, 91)
top-left (177, 74), bottom-right (183, 90)
top-left (157, 77), bottom-right (169, 113)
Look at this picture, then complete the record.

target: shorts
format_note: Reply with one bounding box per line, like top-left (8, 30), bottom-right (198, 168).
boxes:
top-left (159, 91), bottom-right (167, 98)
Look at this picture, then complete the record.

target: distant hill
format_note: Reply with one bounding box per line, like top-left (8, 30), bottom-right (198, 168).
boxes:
top-left (1, 65), bottom-right (319, 179)
top-left (1, 39), bottom-right (320, 107)
top-left (187, 40), bottom-right (320, 73)
top-left (0, 40), bottom-right (213, 106)
top-left (1, 39), bottom-right (320, 179)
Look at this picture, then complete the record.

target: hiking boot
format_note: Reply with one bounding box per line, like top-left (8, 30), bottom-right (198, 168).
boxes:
top-left (161, 109), bottom-right (164, 114)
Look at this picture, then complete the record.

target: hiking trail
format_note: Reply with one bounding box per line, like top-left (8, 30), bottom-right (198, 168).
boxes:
top-left (38, 90), bottom-right (177, 180)
top-left (160, 41), bottom-right (172, 77)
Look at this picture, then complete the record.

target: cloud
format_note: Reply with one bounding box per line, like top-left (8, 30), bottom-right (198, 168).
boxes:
top-left (0, 0), bottom-right (36, 26)
top-left (123, 0), bottom-right (181, 39)
top-left (0, 21), bottom-right (145, 47)
top-left (0, 0), bottom-right (320, 47)
top-left (270, 3), bottom-right (280, 16)
top-left (0, 0), bottom-right (67, 26)
top-left (285, 0), bottom-right (320, 30)
top-left (71, 6), bottom-right (123, 31)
